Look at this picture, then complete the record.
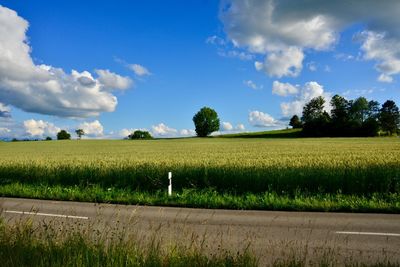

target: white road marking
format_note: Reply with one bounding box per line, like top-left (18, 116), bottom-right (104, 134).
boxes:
top-left (4, 210), bottom-right (88, 220)
top-left (335, 231), bottom-right (400, 237)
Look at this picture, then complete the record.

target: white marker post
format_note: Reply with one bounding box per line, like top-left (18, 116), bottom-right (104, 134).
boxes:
top-left (168, 172), bottom-right (172, 196)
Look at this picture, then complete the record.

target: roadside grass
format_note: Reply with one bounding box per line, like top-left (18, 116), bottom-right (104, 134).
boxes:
top-left (0, 218), bottom-right (256, 267)
top-left (1, 183), bottom-right (399, 213)
top-left (0, 217), bottom-right (398, 267)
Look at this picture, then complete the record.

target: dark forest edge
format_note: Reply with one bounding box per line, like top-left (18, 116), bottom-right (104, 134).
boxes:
top-left (293, 95), bottom-right (399, 137)
top-left (220, 95), bottom-right (399, 139)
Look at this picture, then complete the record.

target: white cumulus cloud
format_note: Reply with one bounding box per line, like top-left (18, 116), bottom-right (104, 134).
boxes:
top-left (248, 111), bottom-right (278, 127)
top-left (255, 47), bottom-right (304, 78)
top-left (236, 124), bottom-right (245, 131)
top-left (151, 123), bottom-right (178, 137)
top-left (78, 120), bottom-right (104, 137)
top-left (95, 69), bottom-right (132, 90)
top-left (179, 129), bottom-right (196, 136)
top-left (221, 121), bottom-right (233, 131)
top-left (0, 6), bottom-right (132, 118)
top-left (272, 81), bottom-right (298, 96)
top-left (220, 0), bottom-right (400, 79)
top-left (356, 31), bottom-right (400, 83)
top-left (23, 119), bottom-right (60, 137)
top-left (279, 81), bottom-right (331, 118)
top-left (221, 121), bottom-right (246, 132)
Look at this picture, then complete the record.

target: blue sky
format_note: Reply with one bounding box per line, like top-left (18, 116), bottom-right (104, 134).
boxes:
top-left (0, 1), bottom-right (399, 139)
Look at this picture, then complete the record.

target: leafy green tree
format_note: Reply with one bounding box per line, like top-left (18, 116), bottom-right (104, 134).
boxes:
top-left (330, 94), bottom-right (351, 136)
top-left (128, 130), bottom-right (153, 140)
top-left (57, 130), bottom-right (71, 140)
top-left (302, 96), bottom-right (325, 123)
top-left (350, 97), bottom-right (369, 125)
top-left (367, 100), bottom-right (380, 118)
top-left (302, 96), bottom-right (330, 136)
top-left (379, 100), bottom-right (400, 135)
top-left (45, 136), bottom-right (52, 141)
top-left (75, 129), bottom-right (85, 140)
top-left (193, 107), bottom-right (220, 137)
top-left (289, 115), bottom-right (302, 128)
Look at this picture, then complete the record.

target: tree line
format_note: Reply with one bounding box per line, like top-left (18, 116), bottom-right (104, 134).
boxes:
top-left (289, 95), bottom-right (400, 137)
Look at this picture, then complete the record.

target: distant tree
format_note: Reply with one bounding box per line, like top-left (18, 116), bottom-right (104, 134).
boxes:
top-left (128, 130), bottom-right (153, 140)
top-left (75, 129), bottom-right (85, 140)
top-left (289, 115), bottom-right (302, 128)
top-left (45, 136), bottom-right (52, 141)
top-left (302, 96), bottom-right (330, 136)
top-left (359, 100), bottom-right (380, 137)
top-left (350, 97), bottom-right (369, 125)
top-left (330, 94), bottom-right (351, 136)
top-left (367, 100), bottom-right (380, 118)
top-left (302, 96), bottom-right (326, 123)
top-left (379, 100), bottom-right (400, 135)
top-left (57, 130), bottom-right (71, 140)
top-left (193, 107), bottom-right (220, 137)
top-left (361, 117), bottom-right (380, 137)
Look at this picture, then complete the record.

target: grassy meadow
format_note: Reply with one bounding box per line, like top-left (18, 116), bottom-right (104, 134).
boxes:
top-left (0, 137), bottom-right (399, 212)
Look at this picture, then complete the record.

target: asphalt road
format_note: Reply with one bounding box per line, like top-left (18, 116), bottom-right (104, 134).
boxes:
top-left (1, 197), bottom-right (399, 264)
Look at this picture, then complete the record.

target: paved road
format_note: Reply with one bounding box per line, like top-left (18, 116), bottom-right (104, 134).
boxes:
top-left (1, 197), bottom-right (399, 264)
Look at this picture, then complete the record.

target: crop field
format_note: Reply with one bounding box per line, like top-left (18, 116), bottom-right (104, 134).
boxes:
top-left (0, 137), bottom-right (399, 212)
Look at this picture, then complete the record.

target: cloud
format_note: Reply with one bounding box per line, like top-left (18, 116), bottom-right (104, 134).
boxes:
top-left (206, 35), bottom-right (254, 61)
top-left (335, 53), bottom-right (355, 61)
top-left (95, 69), bottom-right (132, 90)
top-left (272, 81), bottom-right (298, 96)
top-left (23, 119), bottom-right (60, 137)
top-left (279, 81), bottom-right (331, 117)
top-left (119, 128), bottom-right (136, 138)
top-left (342, 88), bottom-right (374, 97)
top-left (217, 50), bottom-right (254, 61)
top-left (0, 6), bottom-right (132, 118)
top-left (248, 111), bottom-right (278, 127)
top-left (0, 127), bottom-right (10, 134)
top-left (356, 31), bottom-right (400, 83)
top-left (128, 64), bottom-right (151, 76)
top-left (151, 123), bottom-right (178, 137)
top-left (236, 124), bottom-right (245, 131)
top-left (78, 120), bottom-right (104, 137)
top-left (206, 35), bottom-right (227, 46)
top-left (179, 129), bottom-right (196, 136)
top-left (220, 0), bottom-right (400, 78)
top-left (221, 121), bottom-right (246, 132)
top-left (307, 61), bottom-right (317, 72)
top-left (221, 121), bottom-right (233, 131)
top-left (244, 80), bottom-right (262, 90)
top-left (254, 47), bottom-right (304, 78)
top-left (377, 74), bottom-right (393, 83)
top-left (324, 65), bottom-right (331, 72)
top-left (0, 102), bottom-right (11, 118)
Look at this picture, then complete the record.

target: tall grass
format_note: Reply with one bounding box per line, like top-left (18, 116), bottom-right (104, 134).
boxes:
top-left (0, 218), bottom-right (397, 266)
top-left (0, 219), bottom-right (256, 267)
top-left (1, 183), bottom-right (399, 213)
top-left (0, 138), bottom-right (399, 195)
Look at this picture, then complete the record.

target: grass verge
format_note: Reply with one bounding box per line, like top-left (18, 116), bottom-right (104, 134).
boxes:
top-left (0, 219), bottom-right (256, 267)
top-left (0, 217), bottom-right (398, 266)
top-left (1, 183), bottom-right (399, 213)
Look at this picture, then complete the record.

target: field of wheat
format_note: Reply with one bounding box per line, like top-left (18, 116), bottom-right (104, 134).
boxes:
top-left (0, 138), bottom-right (399, 195)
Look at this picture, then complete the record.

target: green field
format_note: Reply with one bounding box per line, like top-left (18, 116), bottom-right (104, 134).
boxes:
top-left (1, 137), bottom-right (399, 212)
